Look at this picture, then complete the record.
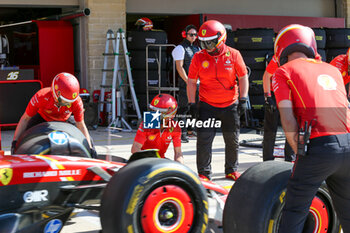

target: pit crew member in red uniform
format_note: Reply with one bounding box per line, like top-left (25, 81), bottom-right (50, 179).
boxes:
top-left (273, 24), bottom-right (350, 233)
top-left (262, 55), bottom-right (294, 161)
top-left (12, 72), bottom-right (94, 154)
top-left (330, 47), bottom-right (350, 96)
top-left (187, 20), bottom-right (249, 181)
top-left (131, 94), bottom-right (183, 164)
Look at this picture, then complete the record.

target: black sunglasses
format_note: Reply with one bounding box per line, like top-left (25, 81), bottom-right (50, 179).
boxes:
top-left (187, 33), bottom-right (197, 37)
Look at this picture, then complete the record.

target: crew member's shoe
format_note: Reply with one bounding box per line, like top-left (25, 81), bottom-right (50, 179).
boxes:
top-left (187, 131), bottom-right (197, 138)
top-left (225, 171), bottom-right (241, 181)
top-left (181, 133), bottom-right (189, 143)
top-left (198, 174), bottom-right (210, 181)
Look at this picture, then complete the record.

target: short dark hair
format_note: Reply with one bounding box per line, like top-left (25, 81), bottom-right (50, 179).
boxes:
top-left (185, 24), bottom-right (197, 33)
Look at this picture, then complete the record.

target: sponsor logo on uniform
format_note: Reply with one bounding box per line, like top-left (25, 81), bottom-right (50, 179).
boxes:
top-left (44, 219), bottom-right (62, 233)
top-left (225, 51), bottom-right (230, 56)
top-left (202, 61), bottom-right (209, 68)
top-left (148, 135), bottom-right (156, 141)
top-left (0, 168), bottom-right (12, 185)
top-left (317, 74), bottom-right (337, 90)
top-left (201, 29), bottom-right (206, 36)
top-left (23, 190), bottom-right (49, 203)
top-left (143, 111), bottom-right (161, 129)
top-left (72, 92), bottom-right (77, 99)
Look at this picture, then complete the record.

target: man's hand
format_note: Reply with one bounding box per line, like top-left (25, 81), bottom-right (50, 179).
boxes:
top-left (11, 140), bottom-right (17, 154)
top-left (189, 103), bottom-right (197, 118)
top-left (264, 96), bottom-right (277, 112)
top-left (239, 97), bottom-right (248, 116)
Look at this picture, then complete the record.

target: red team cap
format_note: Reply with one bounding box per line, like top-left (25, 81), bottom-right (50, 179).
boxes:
top-left (274, 24), bottom-right (317, 66)
top-left (51, 72), bottom-right (80, 103)
top-left (149, 94), bottom-right (178, 119)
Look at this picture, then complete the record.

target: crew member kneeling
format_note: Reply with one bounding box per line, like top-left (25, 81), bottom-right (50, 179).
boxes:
top-left (12, 72), bottom-right (94, 156)
top-left (131, 94), bottom-right (184, 163)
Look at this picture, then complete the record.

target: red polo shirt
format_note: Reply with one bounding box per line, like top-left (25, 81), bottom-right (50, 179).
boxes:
top-left (330, 54), bottom-right (350, 85)
top-left (188, 44), bottom-right (247, 107)
top-left (266, 55), bottom-right (279, 74)
top-left (134, 122), bottom-right (181, 158)
top-left (273, 58), bottom-right (350, 139)
top-left (25, 87), bottom-right (84, 122)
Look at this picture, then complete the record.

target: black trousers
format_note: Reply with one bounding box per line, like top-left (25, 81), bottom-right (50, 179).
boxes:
top-left (177, 88), bottom-right (190, 134)
top-left (263, 95), bottom-right (294, 161)
top-left (196, 101), bottom-right (240, 179)
top-left (278, 133), bottom-right (350, 233)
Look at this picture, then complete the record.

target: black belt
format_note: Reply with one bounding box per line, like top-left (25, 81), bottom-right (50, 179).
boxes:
top-left (309, 133), bottom-right (350, 147)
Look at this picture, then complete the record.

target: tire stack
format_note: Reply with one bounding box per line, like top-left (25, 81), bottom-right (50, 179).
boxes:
top-left (235, 28), bottom-right (275, 121)
top-left (325, 28), bottom-right (350, 62)
top-left (312, 28), bottom-right (327, 62)
top-left (127, 30), bottom-right (168, 112)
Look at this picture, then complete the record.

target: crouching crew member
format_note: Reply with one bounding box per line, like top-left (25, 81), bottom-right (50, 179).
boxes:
top-left (273, 24), bottom-right (350, 233)
top-left (131, 94), bottom-right (184, 163)
top-left (12, 72), bottom-right (94, 155)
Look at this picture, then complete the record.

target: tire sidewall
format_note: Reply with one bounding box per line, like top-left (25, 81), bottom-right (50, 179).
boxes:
top-left (100, 158), bottom-right (208, 233)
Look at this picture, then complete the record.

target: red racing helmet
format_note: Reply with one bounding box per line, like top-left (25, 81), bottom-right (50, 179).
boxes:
top-left (274, 24), bottom-right (317, 66)
top-left (79, 88), bottom-right (90, 103)
top-left (135, 17), bottom-right (153, 31)
top-left (149, 94), bottom-right (178, 119)
top-left (198, 20), bottom-right (227, 51)
top-left (51, 72), bottom-right (80, 104)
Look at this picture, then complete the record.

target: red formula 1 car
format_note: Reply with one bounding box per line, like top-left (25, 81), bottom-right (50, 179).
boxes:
top-left (0, 122), bottom-right (341, 233)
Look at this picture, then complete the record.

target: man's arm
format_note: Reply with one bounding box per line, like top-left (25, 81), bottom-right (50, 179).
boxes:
top-left (262, 71), bottom-right (273, 96)
top-left (76, 121), bottom-right (93, 148)
top-left (175, 60), bottom-right (188, 84)
top-left (187, 78), bottom-right (197, 103)
top-left (173, 146), bottom-right (184, 164)
top-left (278, 100), bottom-right (298, 153)
top-left (238, 74), bottom-right (249, 98)
top-left (13, 112), bottom-right (32, 141)
top-left (131, 141), bottom-right (143, 154)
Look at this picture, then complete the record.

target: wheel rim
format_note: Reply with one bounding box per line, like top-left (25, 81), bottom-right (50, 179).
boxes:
top-left (303, 196), bottom-right (329, 233)
top-left (273, 196), bottom-right (330, 233)
top-left (141, 185), bottom-right (194, 233)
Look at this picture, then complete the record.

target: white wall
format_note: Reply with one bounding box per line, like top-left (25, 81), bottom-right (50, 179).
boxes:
top-left (126, 0), bottom-right (336, 17)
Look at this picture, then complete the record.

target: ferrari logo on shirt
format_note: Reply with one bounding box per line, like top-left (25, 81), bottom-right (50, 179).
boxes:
top-left (202, 61), bottom-right (209, 68)
top-left (201, 29), bottom-right (206, 36)
top-left (169, 127), bottom-right (174, 133)
top-left (226, 51), bottom-right (231, 56)
top-left (317, 74), bottom-right (337, 91)
top-left (0, 168), bottom-right (13, 186)
top-left (148, 135), bottom-right (157, 141)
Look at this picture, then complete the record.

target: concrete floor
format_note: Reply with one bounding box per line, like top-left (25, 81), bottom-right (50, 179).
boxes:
top-left (0, 126), bottom-right (272, 233)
